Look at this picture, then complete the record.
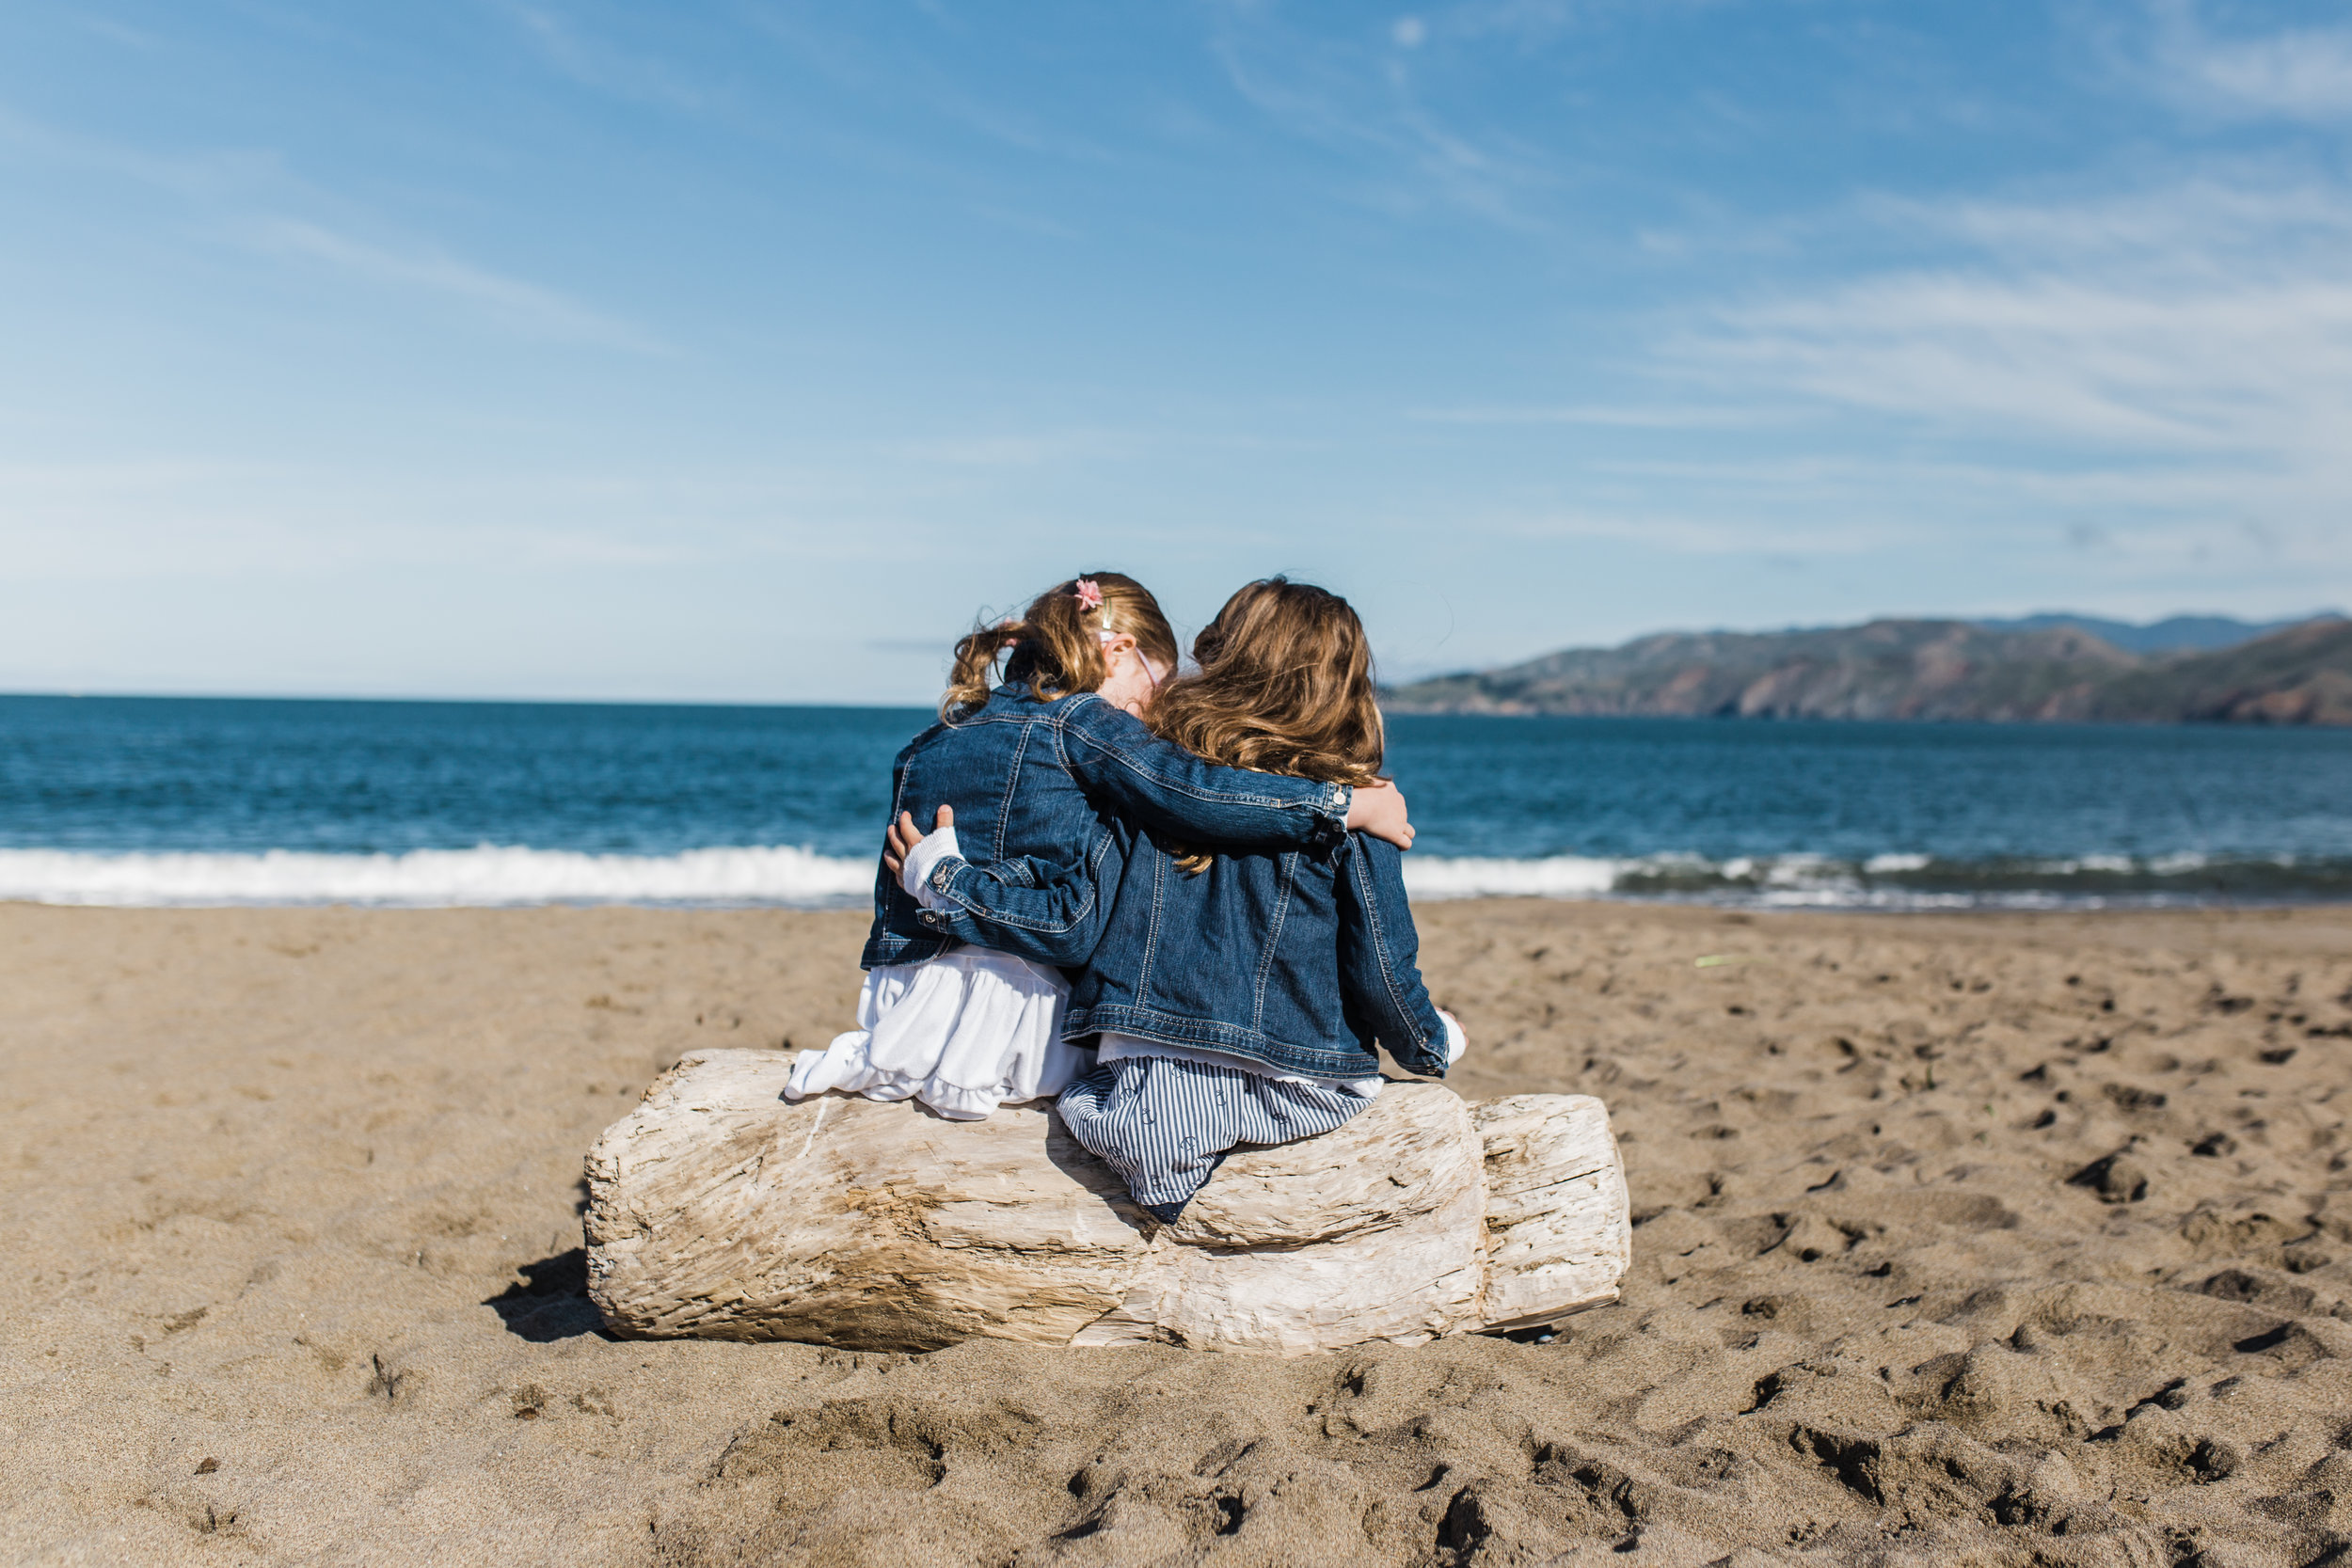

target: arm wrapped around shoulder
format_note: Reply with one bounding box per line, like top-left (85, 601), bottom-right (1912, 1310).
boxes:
top-left (1056, 697), bottom-right (1352, 849)
top-left (1335, 832), bottom-right (1451, 1076)
top-left (900, 819), bottom-right (1126, 970)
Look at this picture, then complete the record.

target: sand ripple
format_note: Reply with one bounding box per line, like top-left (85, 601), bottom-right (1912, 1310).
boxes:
top-left (2, 903), bottom-right (2347, 1565)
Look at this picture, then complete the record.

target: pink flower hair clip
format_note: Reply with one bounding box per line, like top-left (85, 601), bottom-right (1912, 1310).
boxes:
top-left (1073, 578), bottom-right (1104, 612)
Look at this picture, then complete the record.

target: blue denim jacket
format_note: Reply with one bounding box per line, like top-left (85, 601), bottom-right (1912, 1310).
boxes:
top-left (922, 825), bottom-right (1451, 1083)
top-left (861, 684), bottom-right (1352, 971)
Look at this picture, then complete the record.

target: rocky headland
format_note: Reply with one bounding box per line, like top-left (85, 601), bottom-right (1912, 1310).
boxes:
top-left (1384, 615), bottom-right (2352, 725)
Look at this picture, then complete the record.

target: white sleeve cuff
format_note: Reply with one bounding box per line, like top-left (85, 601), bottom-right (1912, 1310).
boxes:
top-left (899, 824), bottom-right (963, 911)
top-left (1440, 1010), bottom-right (1469, 1065)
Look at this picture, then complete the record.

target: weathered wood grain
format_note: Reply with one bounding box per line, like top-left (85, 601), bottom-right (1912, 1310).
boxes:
top-left (1073, 1087), bottom-right (1490, 1354)
top-left (1471, 1093), bottom-right (1630, 1330)
top-left (586, 1049), bottom-right (1628, 1355)
top-left (584, 1051), bottom-right (1150, 1350)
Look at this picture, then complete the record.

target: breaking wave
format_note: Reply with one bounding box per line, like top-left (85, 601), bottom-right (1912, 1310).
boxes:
top-left (3, 845), bottom-right (2347, 910)
top-left (0, 845), bottom-right (875, 908)
top-left (1402, 849), bottom-right (2352, 908)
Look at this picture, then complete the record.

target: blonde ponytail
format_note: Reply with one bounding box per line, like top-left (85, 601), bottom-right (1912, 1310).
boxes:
top-left (940, 572), bottom-right (1180, 720)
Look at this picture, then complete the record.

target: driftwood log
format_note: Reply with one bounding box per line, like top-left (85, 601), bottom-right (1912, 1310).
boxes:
top-left (584, 1049), bottom-right (1629, 1356)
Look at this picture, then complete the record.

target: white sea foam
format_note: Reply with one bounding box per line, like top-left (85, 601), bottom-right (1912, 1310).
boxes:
top-left (1400, 854), bottom-right (1625, 901)
top-left (6, 845), bottom-right (1645, 908)
top-left (0, 846), bottom-right (876, 908)
top-left (0, 844), bottom-right (2320, 911)
top-left (2146, 850), bottom-right (2219, 874)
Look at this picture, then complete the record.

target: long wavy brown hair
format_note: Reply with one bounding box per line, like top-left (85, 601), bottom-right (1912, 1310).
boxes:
top-left (1147, 577), bottom-right (1387, 788)
top-left (941, 572), bottom-right (1180, 720)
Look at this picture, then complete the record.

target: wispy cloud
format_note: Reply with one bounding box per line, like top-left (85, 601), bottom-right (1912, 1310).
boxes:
top-left (0, 456), bottom-right (899, 580)
top-left (1474, 505), bottom-right (1908, 556)
top-left (1344, 0), bottom-right (1748, 53)
top-left (0, 105), bottom-right (665, 353)
top-left (244, 218), bottom-right (669, 353)
top-left (881, 430), bottom-right (1146, 468)
top-left (1202, 2), bottom-right (1557, 227)
top-left (76, 15), bottom-right (166, 50)
top-left (0, 103), bottom-right (287, 200)
top-left (1669, 175), bottom-right (2352, 496)
top-left (1411, 403), bottom-right (1780, 429)
top-left (733, 4), bottom-right (1116, 167)
top-left (496, 2), bottom-right (717, 111)
top-left (2142, 0), bottom-right (2352, 123)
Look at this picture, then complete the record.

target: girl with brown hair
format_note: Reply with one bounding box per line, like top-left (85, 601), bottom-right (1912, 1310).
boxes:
top-left (788, 573), bottom-right (1415, 1121)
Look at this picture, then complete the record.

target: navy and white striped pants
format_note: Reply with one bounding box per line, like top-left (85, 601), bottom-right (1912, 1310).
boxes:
top-left (1057, 1054), bottom-right (1371, 1223)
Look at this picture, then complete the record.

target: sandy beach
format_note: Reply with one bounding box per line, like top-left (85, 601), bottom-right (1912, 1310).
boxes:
top-left (5, 898), bottom-right (2350, 1565)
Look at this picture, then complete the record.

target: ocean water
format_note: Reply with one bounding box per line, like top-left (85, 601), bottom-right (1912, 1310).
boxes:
top-left (2, 694), bottom-right (2349, 909)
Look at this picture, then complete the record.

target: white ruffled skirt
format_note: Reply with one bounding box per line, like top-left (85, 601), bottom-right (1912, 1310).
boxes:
top-left (784, 949), bottom-right (1086, 1121)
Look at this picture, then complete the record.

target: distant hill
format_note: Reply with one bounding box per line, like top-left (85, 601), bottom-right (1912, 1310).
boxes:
top-left (1381, 615), bottom-right (2352, 726)
top-left (2071, 617), bottom-right (2352, 725)
top-left (1969, 611), bottom-right (2336, 655)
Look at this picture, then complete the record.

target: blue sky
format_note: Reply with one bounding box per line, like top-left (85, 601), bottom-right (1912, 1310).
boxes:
top-left (2, 0), bottom-right (2348, 702)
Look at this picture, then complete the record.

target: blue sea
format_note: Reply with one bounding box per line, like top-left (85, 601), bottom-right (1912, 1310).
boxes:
top-left (3, 694), bottom-right (2350, 909)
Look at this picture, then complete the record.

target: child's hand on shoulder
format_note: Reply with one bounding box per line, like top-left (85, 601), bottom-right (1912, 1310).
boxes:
top-left (1347, 781), bottom-right (1414, 850)
top-left (882, 804), bottom-right (953, 878)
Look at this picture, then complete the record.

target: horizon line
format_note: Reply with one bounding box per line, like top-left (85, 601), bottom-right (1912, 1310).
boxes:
top-left (7, 609), bottom-right (2343, 710)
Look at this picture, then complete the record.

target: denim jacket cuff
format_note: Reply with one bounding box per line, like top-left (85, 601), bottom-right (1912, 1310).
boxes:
top-left (899, 823), bottom-right (963, 906)
top-left (1314, 783), bottom-right (1352, 847)
top-left (912, 856), bottom-right (971, 925)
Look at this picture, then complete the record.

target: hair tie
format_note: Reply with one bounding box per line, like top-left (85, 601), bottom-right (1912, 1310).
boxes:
top-left (1073, 578), bottom-right (1103, 612)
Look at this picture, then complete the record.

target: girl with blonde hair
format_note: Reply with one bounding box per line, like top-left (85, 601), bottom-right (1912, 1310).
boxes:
top-left (788, 572), bottom-right (1414, 1121)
